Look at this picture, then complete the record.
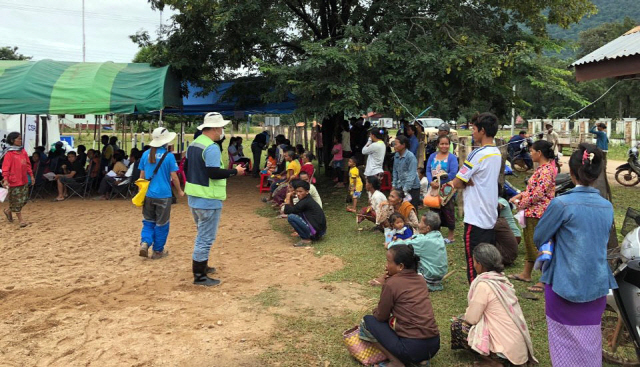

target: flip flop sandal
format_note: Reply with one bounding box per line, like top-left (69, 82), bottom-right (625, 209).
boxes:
top-left (508, 274), bottom-right (532, 283)
top-left (520, 292), bottom-right (540, 301)
top-left (293, 241), bottom-right (311, 247)
top-left (19, 222), bottom-right (29, 228)
top-left (3, 209), bottom-right (13, 222)
top-left (52, 197), bottom-right (65, 202)
top-left (527, 285), bottom-right (545, 293)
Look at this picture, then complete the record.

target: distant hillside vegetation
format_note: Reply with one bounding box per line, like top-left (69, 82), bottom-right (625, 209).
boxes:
top-left (548, 0), bottom-right (640, 40)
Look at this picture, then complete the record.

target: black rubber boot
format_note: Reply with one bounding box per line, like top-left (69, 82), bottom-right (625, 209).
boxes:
top-left (193, 260), bottom-right (221, 286)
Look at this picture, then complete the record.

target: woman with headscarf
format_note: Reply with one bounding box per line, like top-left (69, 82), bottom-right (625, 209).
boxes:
top-left (1, 132), bottom-right (35, 227)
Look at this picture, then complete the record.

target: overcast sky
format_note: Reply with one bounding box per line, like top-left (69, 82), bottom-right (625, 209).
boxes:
top-left (0, 0), bottom-right (176, 63)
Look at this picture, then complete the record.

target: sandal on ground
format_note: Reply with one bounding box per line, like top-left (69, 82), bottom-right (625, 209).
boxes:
top-left (527, 284), bottom-right (545, 293)
top-left (520, 291), bottom-right (540, 301)
top-left (19, 222), bottom-right (29, 228)
top-left (3, 209), bottom-right (13, 222)
top-left (52, 197), bottom-right (65, 202)
top-left (508, 274), bottom-right (532, 283)
top-left (293, 241), bottom-right (311, 247)
top-left (444, 238), bottom-right (454, 244)
top-left (290, 232), bottom-right (299, 237)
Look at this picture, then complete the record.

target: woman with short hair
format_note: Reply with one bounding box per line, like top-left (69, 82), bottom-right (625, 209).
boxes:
top-left (451, 244), bottom-right (537, 367)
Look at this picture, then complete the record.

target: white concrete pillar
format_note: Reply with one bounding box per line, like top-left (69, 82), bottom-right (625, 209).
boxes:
top-left (529, 119), bottom-right (540, 136)
top-left (557, 119), bottom-right (569, 132)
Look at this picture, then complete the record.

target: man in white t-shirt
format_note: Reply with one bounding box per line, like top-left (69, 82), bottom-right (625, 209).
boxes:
top-left (449, 112), bottom-right (502, 283)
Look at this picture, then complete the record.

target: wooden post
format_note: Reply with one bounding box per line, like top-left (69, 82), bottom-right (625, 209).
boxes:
top-left (304, 119), bottom-right (309, 150)
top-left (456, 136), bottom-right (469, 217)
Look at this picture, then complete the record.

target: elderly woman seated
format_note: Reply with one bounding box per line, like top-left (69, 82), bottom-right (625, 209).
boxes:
top-left (377, 189), bottom-right (420, 231)
top-left (451, 244), bottom-right (537, 367)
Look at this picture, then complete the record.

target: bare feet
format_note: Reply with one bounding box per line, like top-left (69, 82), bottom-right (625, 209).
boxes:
top-left (3, 209), bottom-right (13, 222)
top-left (346, 207), bottom-right (356, 213)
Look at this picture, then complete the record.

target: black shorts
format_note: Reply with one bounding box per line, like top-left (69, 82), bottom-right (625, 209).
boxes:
top-left (463, 223), bottom-right (496, 283)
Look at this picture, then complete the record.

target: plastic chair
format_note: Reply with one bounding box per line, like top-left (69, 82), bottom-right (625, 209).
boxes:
top-left (258, 173), bottom-right (271, 193)
top-left (228, 154), bottom-right (251, 172)
top-left (380, 171), bottom-right (392, 191)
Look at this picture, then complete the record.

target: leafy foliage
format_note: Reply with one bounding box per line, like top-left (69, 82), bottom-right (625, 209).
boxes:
top-left (0, 46), bottom-right (31, 61)
top-left (134, 0), bottom-right (596, 121)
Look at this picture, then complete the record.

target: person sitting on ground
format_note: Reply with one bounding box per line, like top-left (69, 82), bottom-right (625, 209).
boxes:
top-left (54, 151), bottom-right (86, 201)
top-left (358, 175), bottom-right (386, 227)
top-left (270, 150), bottom-right (301, 205)
top-left (378, 189), bottom-right (420, 231)
top-left (493, 197), bottom-right (519, 267)
top-left (283, 179), bottom-right (326, 247)
top-left (95, 151), bottom-right (128, 200)
top-left (298, 171), bottom-right (321, 208)
top-left (389, 212), bottom-right (413, 243)
top-left (451, 244), bottom-right (537, 367)
top-left (346, 156), bottom-right (363, 213)
top-left (299, 151), bottom-right (315, 183)
top-left (391, 212), bottom-right (447, 291)
top-left (358, 244), bottom-right (440, 366)
top-left (228, 136), bottom-right (251, 169)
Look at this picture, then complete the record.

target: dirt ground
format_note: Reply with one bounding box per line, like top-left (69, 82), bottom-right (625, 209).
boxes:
top-left (0, 176), bottom-right (366, 366)
top-left (558, 155), bottom-right (627, 185)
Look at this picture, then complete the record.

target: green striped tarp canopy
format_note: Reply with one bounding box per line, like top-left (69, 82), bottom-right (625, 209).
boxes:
top-left (0, 60), bottom-right (182, 115)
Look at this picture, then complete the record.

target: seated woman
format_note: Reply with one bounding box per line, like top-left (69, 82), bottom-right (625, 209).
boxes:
top-left (359, 244), bottom-right (440, 366)
top-left (228, 137), bottom-right (251, 169)
top-left (451, 244), bottom-right (537, 367)
top-left (283, 180), bottom-right (326, 247)
top-left (377, 189), bottom-right (419, 231)
top-left (389, 212), bottom-right (448, 291)
top-left (95, 151), bottom-right (128, 200)
top-left (357, 175), bottom-right (387, 227)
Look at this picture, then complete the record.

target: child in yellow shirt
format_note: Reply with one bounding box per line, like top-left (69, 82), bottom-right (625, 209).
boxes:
top-left (347, 157), bottom-right (363, 213)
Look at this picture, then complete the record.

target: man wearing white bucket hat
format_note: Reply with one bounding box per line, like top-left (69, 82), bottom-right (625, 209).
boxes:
top-left (185, 112), bottom-right (245, 286)
top-left (138, 127), bottom-right (184, 259)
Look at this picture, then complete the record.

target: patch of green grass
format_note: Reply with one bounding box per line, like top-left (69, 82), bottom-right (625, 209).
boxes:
top-left (608, 144), bottom-right (631, 161)
top-left (256, 165), bottom-right (639, 366)
top-left (253, 286), bottom-right (283, 308)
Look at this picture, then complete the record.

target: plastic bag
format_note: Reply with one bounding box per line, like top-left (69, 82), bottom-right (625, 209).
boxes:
top-left (0, 187), bottom-right (7, 203)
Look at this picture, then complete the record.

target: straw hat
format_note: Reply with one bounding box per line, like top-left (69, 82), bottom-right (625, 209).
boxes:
top-left (149, 127), bottom-right (177, 147)
top-left (197, 112), bottom-right (230, 130)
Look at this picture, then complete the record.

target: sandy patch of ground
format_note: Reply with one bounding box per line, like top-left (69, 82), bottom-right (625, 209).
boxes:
top-left (0, 176), bottom-right (365, 366)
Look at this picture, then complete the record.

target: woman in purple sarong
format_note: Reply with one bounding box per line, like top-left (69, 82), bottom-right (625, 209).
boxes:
top-left (533, 143), bottom-right (617, 366)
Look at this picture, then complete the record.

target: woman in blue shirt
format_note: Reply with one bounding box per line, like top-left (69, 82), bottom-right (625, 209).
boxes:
top-left (425, 135), bottom-right (458, 243)
top-left (138, 127), bottom-right (184, 259)
top-left (533, 143), bottom-right (616, 367)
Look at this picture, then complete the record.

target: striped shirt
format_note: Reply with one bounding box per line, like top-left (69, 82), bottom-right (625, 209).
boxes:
top-left (456, 145), bottom-right (501, 229)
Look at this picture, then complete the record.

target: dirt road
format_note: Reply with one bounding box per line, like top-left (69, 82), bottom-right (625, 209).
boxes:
top-left (0, 176), bottom-right (365, 366)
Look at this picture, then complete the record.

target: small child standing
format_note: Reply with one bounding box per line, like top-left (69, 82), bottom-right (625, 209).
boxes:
top-left (389, 211), bottom-right (448, 291)
top-left (389, 212), bottom-right (413, 243)
top-left (346, 157), bottom-right (363, 213)
top-left (330, 136), bottom-right (344, 188)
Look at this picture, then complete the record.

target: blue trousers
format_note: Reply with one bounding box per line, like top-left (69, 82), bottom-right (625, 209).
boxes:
top-left (140, 197), bottom-right (172, 252)
top-left (288, 214), bottom-right (311, 240)
top-left (362, 315), bottom-right (440, 364)
top-left (191, 207), bottom-right (222, 262)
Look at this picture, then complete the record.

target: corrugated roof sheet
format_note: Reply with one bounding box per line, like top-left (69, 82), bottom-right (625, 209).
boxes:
top-left (572, 26), bottom-right (640, 66)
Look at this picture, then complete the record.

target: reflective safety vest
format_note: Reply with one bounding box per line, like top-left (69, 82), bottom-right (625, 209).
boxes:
top-left (184, 135), bottom-right (227, 201)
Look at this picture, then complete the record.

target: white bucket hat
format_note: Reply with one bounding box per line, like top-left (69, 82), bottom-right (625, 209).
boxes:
top-left (149, 127), bottom-right (177, 147)
top-left (197, 112), bottom-right (230, 130)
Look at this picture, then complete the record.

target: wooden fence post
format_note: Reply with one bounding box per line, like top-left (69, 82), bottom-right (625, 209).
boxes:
top-left (456, 136), bottom-right (469, 218)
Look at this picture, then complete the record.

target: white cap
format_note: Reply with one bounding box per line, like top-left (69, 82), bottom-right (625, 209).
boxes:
top-left (197, 112), bottom-right (230, 130)
top-left (149, 127), bottom-right (177, 147)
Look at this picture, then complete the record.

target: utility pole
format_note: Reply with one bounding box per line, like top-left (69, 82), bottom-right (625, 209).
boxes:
top-left (510, 84), bottom-right (516, 136)
top-left (82, 0), bottom-right (86, 62)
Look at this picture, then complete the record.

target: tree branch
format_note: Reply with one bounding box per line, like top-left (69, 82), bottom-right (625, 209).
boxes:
top-left (285, 1), bottom-right (323, 40)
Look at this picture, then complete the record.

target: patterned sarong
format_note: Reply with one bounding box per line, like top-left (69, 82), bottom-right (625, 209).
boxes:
top-left (9, 184), bottom-right (28, 213)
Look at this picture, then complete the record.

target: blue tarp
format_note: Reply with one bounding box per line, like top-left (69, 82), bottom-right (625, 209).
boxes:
top-left (165, 81), bottom-right (296, 116)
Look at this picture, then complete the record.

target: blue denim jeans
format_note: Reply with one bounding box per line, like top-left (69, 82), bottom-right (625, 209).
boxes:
top-left (288, 214), bottom-right (311, 240)
top-left (190, 208), bottom-right (222, 262)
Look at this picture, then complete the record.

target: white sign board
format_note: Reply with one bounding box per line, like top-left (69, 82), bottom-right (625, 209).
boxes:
top-left (23, 115), bottom-right (37, 154)
top-left (379, 118), bottom-right (394, 128)
top-left (265, 116), bottom-right (280, 126)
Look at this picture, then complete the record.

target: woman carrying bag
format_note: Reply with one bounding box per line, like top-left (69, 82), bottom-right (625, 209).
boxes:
top-left (138, 127), bottom-right (184, 259)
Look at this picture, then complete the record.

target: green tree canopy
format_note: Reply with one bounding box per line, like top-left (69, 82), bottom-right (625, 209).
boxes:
top-left (133, 0), bottom-right (596, 121)
top-left (0, 46), bottom-right (31, 61)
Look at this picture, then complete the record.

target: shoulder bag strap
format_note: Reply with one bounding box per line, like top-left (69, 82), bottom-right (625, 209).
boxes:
top-left (148, 151), bottom-right (169, 181)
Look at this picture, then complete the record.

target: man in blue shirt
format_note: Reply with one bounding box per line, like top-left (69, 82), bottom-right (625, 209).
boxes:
top-left (589, 123), bottom-right (609, 162)
top-left (185, 112), bottom-right (245, 286)
top-left (405, 124), bottom-right (420, 157)
top-left (508, 130), bottom-right (532, 170)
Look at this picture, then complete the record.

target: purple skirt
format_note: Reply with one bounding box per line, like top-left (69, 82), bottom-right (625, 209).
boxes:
top-left (545, 284), bottom-right (606, 367)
